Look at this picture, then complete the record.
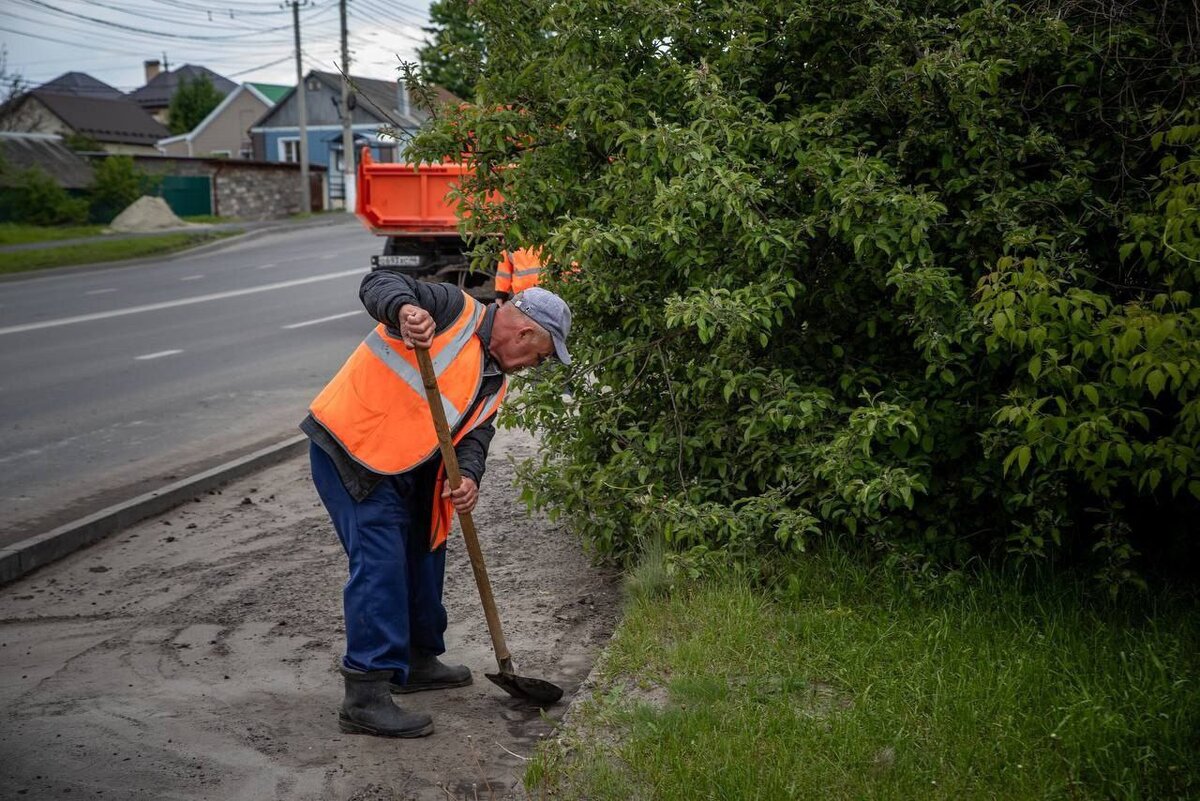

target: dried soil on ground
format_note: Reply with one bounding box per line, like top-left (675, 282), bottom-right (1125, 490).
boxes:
top-left (0, 427), bottom-right (619, 800)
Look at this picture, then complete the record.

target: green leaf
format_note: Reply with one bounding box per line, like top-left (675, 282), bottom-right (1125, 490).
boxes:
top-left (1147, 370), bottom-right (1166, 397)
top-left (1017, 446), bottom-right (1032, 475)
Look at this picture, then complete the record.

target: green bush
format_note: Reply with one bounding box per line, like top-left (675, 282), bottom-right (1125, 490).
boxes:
top-left (411, 0), bottom-right (1200, 584)
top-left (0, 165), bottom-right (89, 225)
top-left (89, 155), bottom-right (157, 224)
top-left (62, 132), bottom-right (101, 152)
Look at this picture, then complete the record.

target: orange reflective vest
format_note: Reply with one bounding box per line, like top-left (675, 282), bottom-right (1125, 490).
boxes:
top-left (495, 247), bottom-right (543, 296)
top-left (309, 292), bottom-right (507, 549)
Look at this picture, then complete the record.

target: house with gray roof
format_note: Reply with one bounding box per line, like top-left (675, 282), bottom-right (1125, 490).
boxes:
top-left (0, 73), bottom-right (169, 155)
top-left (129, 62), bottom-right (237, 126)
top-left (36, 72), bottom-right (125, 100)
top-left (250, 70), bottom-right (458, 207)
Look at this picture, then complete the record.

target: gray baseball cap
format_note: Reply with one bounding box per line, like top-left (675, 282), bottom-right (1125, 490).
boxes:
top-left (512, 288), bottom-right (572, 365)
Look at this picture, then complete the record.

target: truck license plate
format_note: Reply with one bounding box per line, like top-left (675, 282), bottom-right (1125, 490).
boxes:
top-left (375, 255), bottom-right (422, 267)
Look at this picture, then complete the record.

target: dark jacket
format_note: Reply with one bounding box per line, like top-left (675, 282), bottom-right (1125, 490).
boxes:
top-left (300, 271), bottom-right (502, 502)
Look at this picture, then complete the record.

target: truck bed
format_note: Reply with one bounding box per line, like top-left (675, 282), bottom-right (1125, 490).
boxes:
top-left (355, 148), bottom-right (470, 236)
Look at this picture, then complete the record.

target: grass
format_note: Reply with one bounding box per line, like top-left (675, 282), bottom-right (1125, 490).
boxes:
top-left (528, 550), bottom-right (1199, 800)
top-left (0, 231), bottom-right (237, 274)
top-left (0, 222), bottom-right (104, 245)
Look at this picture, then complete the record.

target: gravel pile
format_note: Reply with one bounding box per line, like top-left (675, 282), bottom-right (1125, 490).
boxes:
top-left (108, 196), bottom-right (196, 233)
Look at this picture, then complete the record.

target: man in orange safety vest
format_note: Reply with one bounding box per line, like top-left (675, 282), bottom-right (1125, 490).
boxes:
top-left (494, 246), bottom-right (543, 302)
top-left (301, 270), bottom-right (572, 738)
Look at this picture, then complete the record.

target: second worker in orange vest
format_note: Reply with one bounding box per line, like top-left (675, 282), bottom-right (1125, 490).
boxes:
top-left (494, 246), bottom-right (544, 303)
top-left (301, 270), bottom-right (572, 739)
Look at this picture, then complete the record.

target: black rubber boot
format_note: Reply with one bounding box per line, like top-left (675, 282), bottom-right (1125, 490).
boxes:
top-left (338, 667), bottom-right (434, 737)
top-left (390, 650), bottom-right (473, 694)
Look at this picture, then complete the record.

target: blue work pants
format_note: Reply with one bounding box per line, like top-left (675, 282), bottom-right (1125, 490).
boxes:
top-left (309, 442), bottom-right (447, 679)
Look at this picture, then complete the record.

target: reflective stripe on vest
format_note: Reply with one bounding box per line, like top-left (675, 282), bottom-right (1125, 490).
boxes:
top-left (496, 247), bottom-right (541, 295)
top-left (508, 247), bottom-right (542, 293)
top-left (362, 329), bottom-right (463, 424)
top-left (495, 253), bottom-right (514, 295)
top-left (308, 291), bottom-right (488, 475)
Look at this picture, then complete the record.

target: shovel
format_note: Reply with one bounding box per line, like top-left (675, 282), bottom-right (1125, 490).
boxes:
top-left (414, 345), bottom-right (564, 706)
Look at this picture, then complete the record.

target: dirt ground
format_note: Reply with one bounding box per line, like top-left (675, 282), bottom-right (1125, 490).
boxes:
top-left (0, 427), bottom-right (620, 800)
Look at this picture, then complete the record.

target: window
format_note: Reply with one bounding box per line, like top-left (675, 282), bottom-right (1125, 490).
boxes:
top-left (278, 137), bottom-right (301, 163)
top-left (208, 150), bottom-right (232, 159)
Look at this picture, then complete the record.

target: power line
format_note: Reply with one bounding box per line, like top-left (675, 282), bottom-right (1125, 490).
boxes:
top-left (2, 0), bottom-right (361, 86)
top-left (0, 20), bottom-right (327, 83)
top-left (351, 0), bottom-right (428, 29)
top-left (147, 0), bottom-right (291, 17)
top-left (14, 0), bottom-right (297, 42)
top-left (112, 1), bottom-right (319, 33)
top-left (5, 0), bottom-right (336, 53)
top-left (82, 0), bottom-right (280, 32)
top-left (364, 0), bottom-right (432, 21)
top-left (347, 7), bottom-right (426, 46)
top-left (2, 6), bottom-right (288, 47)
top-left (0, 23), bottom-right (146, 57)
top-left (352, 0), bottom-right (429, 31)
top-left (1, 20), bottom-right (297, 57)
top-left (225, 53), bottom-right (295, 78)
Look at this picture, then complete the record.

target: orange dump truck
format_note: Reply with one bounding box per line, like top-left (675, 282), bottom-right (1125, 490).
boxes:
top-left (354, 148), bottom-right (494, 298)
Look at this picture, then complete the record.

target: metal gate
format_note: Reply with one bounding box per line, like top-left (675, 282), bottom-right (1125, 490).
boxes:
top-left (158, 175), bottom-right (212, 217)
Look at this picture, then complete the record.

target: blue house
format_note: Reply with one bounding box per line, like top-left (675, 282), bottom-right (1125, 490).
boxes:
top-left (250, 70), bottom-right (459, 208)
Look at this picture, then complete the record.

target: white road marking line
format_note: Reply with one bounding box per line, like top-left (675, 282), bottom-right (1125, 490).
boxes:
top-left (85, 288), bottom-right (117, 295)
top-left (135, 349), bottom-right (183, 361)
top-left (0, 268), bottom-right (366, 337)
top-left (180, 274), bottom-right (204, 281)
top-left (257, 262), bottom-right (277, 270)
top-left (282, 310), bottom-right (362, 329)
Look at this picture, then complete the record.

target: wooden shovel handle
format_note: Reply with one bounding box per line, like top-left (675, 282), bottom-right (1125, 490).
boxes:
top-left (414, 346), bottom-right (512, 671)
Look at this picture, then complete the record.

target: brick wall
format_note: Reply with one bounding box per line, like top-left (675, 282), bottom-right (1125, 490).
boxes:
top-left (119, 155), bottom-right (325, 219)
top-left (210, 161), bottom-right (326, 219)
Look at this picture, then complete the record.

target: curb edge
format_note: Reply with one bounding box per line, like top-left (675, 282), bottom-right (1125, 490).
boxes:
top-left (0, 434), bottom-right (309, 586)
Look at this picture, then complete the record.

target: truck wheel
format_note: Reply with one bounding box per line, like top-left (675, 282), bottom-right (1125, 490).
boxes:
top-left (433, 265), bottom-right (495, 302)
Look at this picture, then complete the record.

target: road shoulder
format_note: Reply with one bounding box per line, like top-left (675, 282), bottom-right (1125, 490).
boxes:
top-left (0, 425), bottom-right (619, 800)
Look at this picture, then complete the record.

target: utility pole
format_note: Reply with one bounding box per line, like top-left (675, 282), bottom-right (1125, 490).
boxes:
top-left (339, 0), bottom-right (355, 212)
top-left (287, 0), bottom-right (311, 213)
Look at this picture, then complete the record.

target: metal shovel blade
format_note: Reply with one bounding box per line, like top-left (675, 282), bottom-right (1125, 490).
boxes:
top-left (486, 670), bottom-right (564, 705)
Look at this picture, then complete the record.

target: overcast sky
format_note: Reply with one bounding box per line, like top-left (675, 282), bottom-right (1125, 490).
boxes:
top-left (1, 0), bottom-right (431, 93)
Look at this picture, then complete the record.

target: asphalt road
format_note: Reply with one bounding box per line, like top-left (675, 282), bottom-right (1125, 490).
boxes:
top-left (0, 218), bottom-right (383, 546)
